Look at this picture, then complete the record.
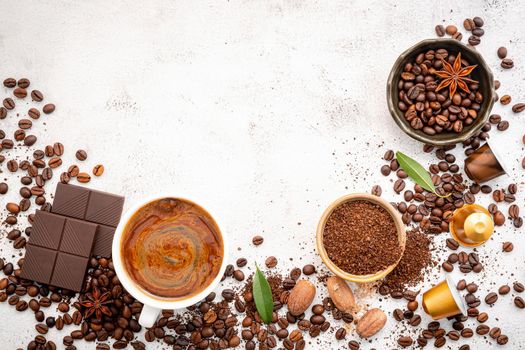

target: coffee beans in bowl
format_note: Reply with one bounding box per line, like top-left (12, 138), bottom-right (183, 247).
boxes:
top-left (316, 193), bottom-right (406, 282)
top-left (387, 39), bottom-right (495, 146)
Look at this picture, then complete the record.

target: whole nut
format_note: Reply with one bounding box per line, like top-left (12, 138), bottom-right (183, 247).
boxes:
top-left (326, 276), bottom-right (356, 313)
top-left (287, 280), bottom-right (316, 316)
top-left (356, 308), bottom-right (387, 338)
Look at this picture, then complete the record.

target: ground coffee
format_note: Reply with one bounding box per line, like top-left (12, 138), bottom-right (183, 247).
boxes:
top-left (379, 228), bottom-right (433, 293)
top-left (323, 200), bottom-right (401, 275)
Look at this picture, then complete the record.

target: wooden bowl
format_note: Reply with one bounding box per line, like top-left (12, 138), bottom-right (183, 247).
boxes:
top-left (316, 193), bottom-right (406, 283)
top-left (387, 38), bottom-right (495, 146)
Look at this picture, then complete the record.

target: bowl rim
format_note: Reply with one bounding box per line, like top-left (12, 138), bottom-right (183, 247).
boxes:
top-left (386, 38), bottom-right (496, 146)
top-left (316, 193), bottom-right (406, 283)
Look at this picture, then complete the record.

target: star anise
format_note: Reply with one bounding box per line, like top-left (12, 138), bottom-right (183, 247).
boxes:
top-left (79, 287), bottom-right (113, 320)
top-left (434, 52), bottom-right (478, 98)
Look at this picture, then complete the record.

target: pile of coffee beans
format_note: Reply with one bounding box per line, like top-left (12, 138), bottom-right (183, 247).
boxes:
top-left (0, 78), bottom-right (117, 349)
top-left (377, 146), bottom-right (469, 234)
top-left (1, 78), bottom-right (102, 241)
top-left (388, 275), bottom-right (521, 348)
top-left (397, 48), bottom-right (483, 135)
top-left (137, 261), bottom-right (360, 350)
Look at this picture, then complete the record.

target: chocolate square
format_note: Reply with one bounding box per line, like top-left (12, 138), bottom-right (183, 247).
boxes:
top-left (93, 225), bottom-right (116, 258)
top-left (50, 253), bottom-right (89, 292)
top-left (85, 190), bottom-right (124, 227)
top-left (29, 210), bottom-right (66, 250)
top-left (59, 218), bottom-right (97, 257)
top-left (20, 245), bottom-right (57, 284)
top-left (52, 183), bottom-right (90, 219)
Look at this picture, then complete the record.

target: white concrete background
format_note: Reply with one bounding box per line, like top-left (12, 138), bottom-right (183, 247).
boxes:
top-left (1, 0), bottom-right (524, 348)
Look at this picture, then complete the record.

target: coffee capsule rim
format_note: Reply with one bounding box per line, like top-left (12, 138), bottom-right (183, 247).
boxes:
top-left (446, 274), bottom-right (467, 316)
top-left (485, 139), bottom-right (509, 178)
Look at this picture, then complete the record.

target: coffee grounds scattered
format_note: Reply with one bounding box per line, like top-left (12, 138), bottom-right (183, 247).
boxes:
top-left (379, 228), bottom-right (433, 293)
top-left (323, 200), bottom-right (402, 275)
top-left (242, 274), bottom-right (284, 316)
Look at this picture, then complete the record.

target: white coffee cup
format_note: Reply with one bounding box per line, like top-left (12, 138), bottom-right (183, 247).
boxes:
top-left (112, 195), bottom-right (228, 328)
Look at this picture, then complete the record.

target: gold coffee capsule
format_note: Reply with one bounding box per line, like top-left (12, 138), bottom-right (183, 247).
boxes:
top-left (450, 204), bottom-right (494, 247)
top-left (464, 142), bottom-right (507, 184)
top-left (422, 275), bottom-right (466, 320)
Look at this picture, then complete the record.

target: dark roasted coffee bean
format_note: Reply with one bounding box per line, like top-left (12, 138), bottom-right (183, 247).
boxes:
top-left (393, 308), bottom-right (404, 321)
top-left (53, 142), bottom-right (64, 156)
top-left (3, 98), bottom-right (15, 109)
top-left (17, 78), bottom-right (30, 88)
top-left (265, 256), bottom-right (277, 268)
top-left (461, 328), bottom-right (473, 338)
top-left (335, 328), bottom-right (346, 340)
top-left (60, 172), bottom-right (71, 184)
top-left (514, 282), bottom-right (525, 293)
top-left (236, 258), bottom-right (247, 267)
top-left (380, 164), bottom-right (391, 176)
top-left (393, 179), bottom-right (405, 193)
top-left (397, 336), bottom-right (413, 347)
top-left (28, 108), bottom-right (40, 119)
top-left (30, 89), bottom-right (44, 101)
top-left (302, 264), bottom-right (315, 275)
top-left (513, 103), bottom-right (525, 113)
top-left (485, 292), bottom-right (498, 305)
top-left (36, 323), bottom-right (49, 334)
top-left (76, 149), bottom-right (87, 160)
top-left (77, 172), bottom-right (91, 183)
top-left (493, 211), bottom-right (505, 226)
top-left (48, 157), bottom-right (62, 168)
top-left (501, 58), bottom-right (514, 69)
top-left (383, 149), bottom-right (394, 160)
top-left (490, 327), bottom-right (502, 339)
top-left (14, 129), bottom-right (25, 141)
top-left (502, 241), bottom-right (514, 252)
top-left (497, 335), bottom-right (509, 345)
top-left (24, 135), bottom-right (37, 146)
top-left (476, 324), bottom-right (490, 335)
top-left (468, 35), bottom-right (480, 45)
top-left (7, 160), bottom-right (18, 172)
top-left (3, 78), bottom-right (16, 88)
top-left (43, 103), bottom-right (55, 114)
top-left (435, 25), bottom-right (445, 37)
top-left (348, 340), bottom-right (360, 350)
top-left (14, 87), bottom-right (27, 98)
top-left (371, 184), bottom-right (382, 197)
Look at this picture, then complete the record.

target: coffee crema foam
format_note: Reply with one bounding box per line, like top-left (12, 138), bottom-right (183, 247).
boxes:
top-left (121, 198), bottom-right (223, 300)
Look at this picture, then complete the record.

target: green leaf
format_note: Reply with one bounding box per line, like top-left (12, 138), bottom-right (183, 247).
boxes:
top-left (253, 265), bottom-right (274, 324)
top-left (396, 151), bottom-right (436, 193)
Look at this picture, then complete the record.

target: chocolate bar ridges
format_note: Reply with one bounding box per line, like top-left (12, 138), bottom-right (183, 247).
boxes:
top-left (20, 245), bottom-right (57, 285)
top-left (21, 184), bottom-right (125, 291)
top-left (52, 183), bottom-right (125, 258)
top-left (21, 210), bottom-right (96, 291)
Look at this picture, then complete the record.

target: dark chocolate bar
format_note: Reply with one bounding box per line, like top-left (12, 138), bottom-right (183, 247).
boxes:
top-left (52, 183), bottom-right (125, 257)
top-left (20, 184), bottom-right (125, 291)
top-left (21, 210), bottom-right (96, 291)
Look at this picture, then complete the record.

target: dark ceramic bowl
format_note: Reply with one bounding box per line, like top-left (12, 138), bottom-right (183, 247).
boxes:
top-left (387, 39), bottom-right (495, 146)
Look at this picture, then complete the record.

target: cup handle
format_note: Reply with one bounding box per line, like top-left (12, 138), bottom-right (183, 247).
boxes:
top-left (139, 304), bottom-right (160, 328)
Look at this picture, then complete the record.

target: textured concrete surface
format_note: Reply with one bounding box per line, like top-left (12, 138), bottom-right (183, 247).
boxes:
top-left (1, 0), bottom-right (524, 348)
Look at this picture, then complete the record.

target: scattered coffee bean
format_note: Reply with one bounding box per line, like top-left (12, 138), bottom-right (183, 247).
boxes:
top-left (252, 235), bottom-right (264, 245)
top-left (93, 164), bottom-right (104, 176)
top-left (77, 172), bottom-right (91, 183)
top-left (75, 149), bottom-right (87, 160)
top-left (43, 104), bottom-right (55, 114)
top-left (501, 58), bottom-right (514, 69)
top-left (31, 90), bottom-right (44, 102)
